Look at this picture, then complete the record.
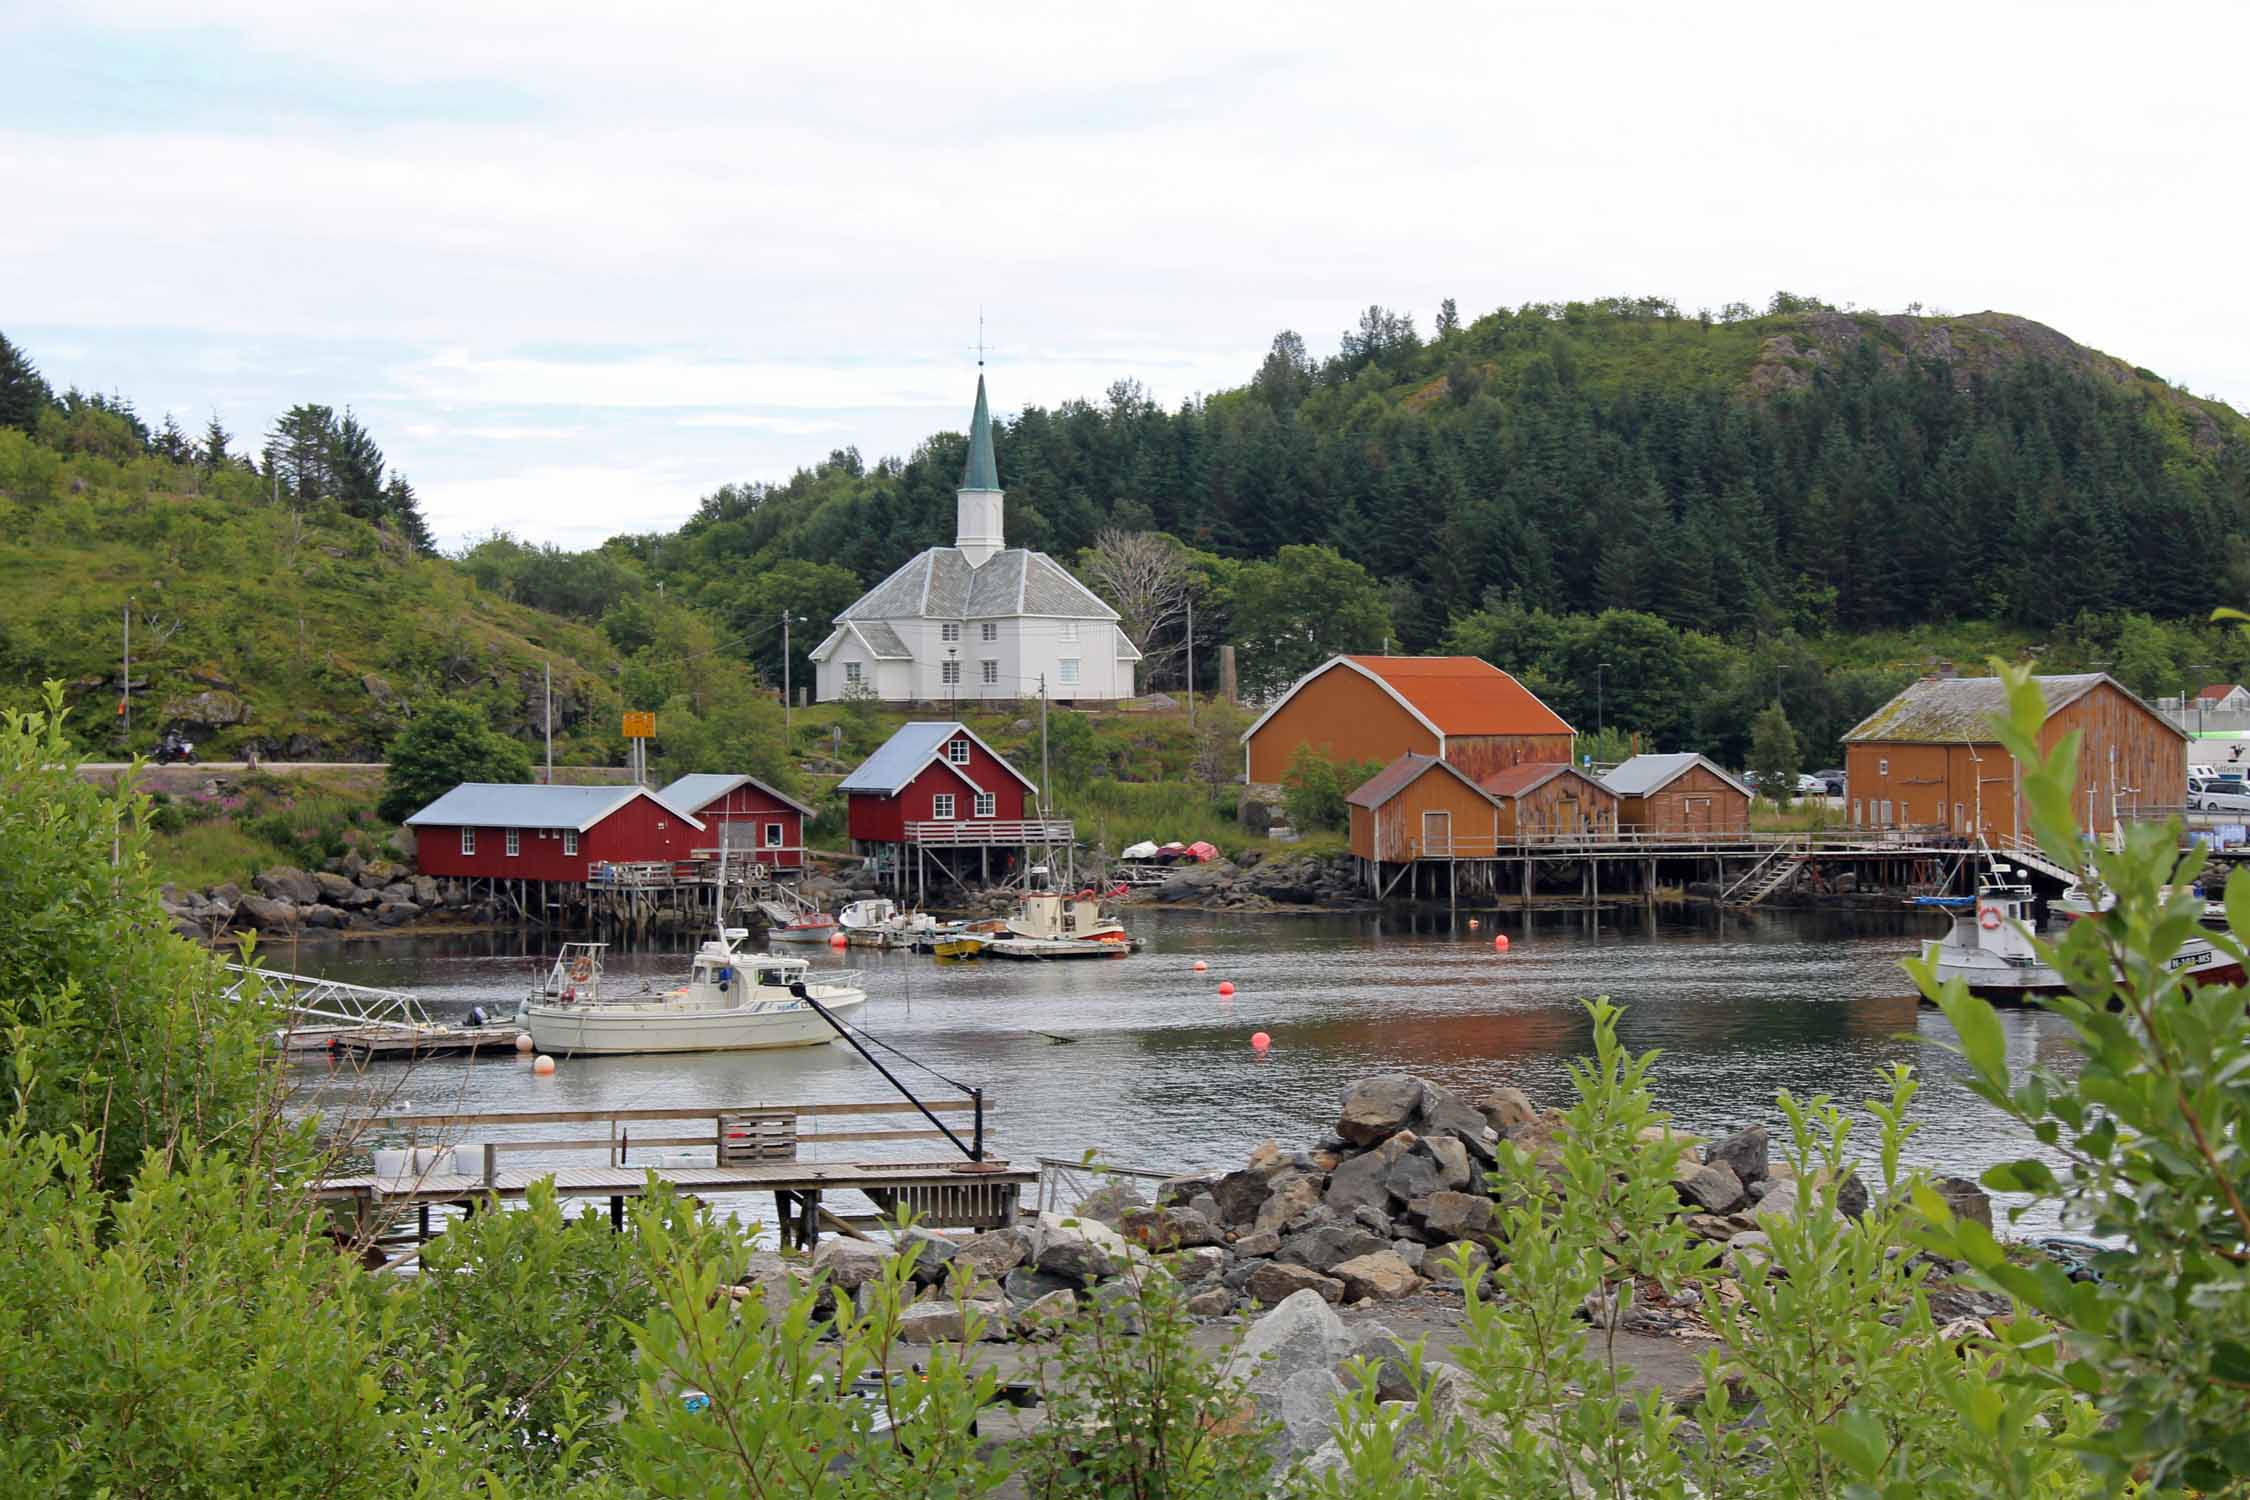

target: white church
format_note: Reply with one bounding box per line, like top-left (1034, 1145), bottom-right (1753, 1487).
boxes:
top-left (810, 372), bottom-right (1140, 704)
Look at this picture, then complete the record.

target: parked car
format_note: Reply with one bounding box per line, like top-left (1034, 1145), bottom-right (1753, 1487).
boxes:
top-left (1814, 767), bottom-right (1846, 796)
top-left (1795, 773), bottom-right (1828, 796)
top-left (2192, 779), bottom-right (2250, 812)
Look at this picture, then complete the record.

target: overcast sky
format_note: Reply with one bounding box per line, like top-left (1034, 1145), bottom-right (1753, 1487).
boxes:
top-left (9, 1), bottom-right (2246, 551)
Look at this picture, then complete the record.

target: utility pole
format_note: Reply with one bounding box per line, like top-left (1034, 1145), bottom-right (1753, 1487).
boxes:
top-left (543, 660), bottom-right (553, 783)
top-left (122, 598), bottom-right (132, 743)
top-left (1185, 593), bottom-right (1195, 725)
top-left (1597, 661), bottom-right (1610, 740)
top-left (782, 611), bottom-right (792, 752)
top-left (1039, 672), bottom-right (1050, 818)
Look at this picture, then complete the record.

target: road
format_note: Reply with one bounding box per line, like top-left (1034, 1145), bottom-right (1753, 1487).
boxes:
top-left (78, 761), bottom-right (387, 773)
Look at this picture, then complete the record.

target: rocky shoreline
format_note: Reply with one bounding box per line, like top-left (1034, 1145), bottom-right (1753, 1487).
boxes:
top-left (161, 854), bottom-right (512, 943)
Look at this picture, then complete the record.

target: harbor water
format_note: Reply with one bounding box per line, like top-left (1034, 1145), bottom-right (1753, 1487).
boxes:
top-left (287, 905), bottom-right (2081, 1231)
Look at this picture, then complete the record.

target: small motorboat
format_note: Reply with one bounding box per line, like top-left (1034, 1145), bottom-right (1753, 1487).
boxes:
top-left (520, 935), bottom-right (867, 1055)
top-left (931, 917), bottom-right (1008, 959)
top-left (758, 899), bottom-right (838, 944)
top-left (1917, 876), bottom-right (2241, 1001)
top-left (984, 890), bottom-right (1139, 960)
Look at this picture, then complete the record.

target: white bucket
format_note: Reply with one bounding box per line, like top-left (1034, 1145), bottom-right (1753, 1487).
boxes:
top-left (371, 1148), bottom-right (412, 1180)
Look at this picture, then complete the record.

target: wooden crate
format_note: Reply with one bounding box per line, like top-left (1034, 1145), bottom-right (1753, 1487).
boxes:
top-left (718, 1113), bottom-right (798, 1164)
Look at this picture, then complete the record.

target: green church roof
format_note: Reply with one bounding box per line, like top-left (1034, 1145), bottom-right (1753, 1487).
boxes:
top-left (961, 372), bottom-right (1000, 491)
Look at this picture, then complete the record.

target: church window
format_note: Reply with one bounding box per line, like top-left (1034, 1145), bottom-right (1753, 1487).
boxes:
top-left (948, 738), bottom-right (972, 765)
top-left (980, 621), bottom-right (997, 642)
top-left (844, 662), bottom-right (862, 685)
top-left (941, 660), bottom-right (961, 686)
top-left (942, 622), bottom-right (961, 642)
top-left (974, 793), bottom-right (995, 817)
top-left (932, 793), bottom-right (956, 820)
top-left (1058, 658), bottom-right (1080, 687)
top-left (981, 659), bottom-right (998, 686)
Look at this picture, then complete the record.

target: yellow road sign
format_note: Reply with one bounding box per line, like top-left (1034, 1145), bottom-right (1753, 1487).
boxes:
top-left (622, 711), bottom-right (655, 739)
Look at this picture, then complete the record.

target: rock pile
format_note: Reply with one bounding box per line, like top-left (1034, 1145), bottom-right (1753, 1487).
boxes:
top-left (160, 858), bottom-right (485, 941)
top-left (1128, 852), bottom-right (1371, 912)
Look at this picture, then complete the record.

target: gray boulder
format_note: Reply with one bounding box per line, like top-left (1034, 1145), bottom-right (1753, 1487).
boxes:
top-left (1338, 1074), bottom-right (1426, 1146)
top-left (1156, 1171), bottom-right (1224, 1208)
top-left (1035, 1229), bottom-right (1118, 1284)
top-left (1419, 1189), bottom-right (1498, 1243)
top-left (1211, 1166), bottom-right (1279, 1226)
top-left (1705, 1125), bottom-right (1770, 1185)
top-left (1279, 1367), bottom-right (1348, 1456)
top-left (372, 900), bottom-right (422, 927)
top-left (1930, 1175), bottom-right (1994, 1231)
top-left (1331, 1250), bottom-right (1423, 1303)
top-left (312, 871), bottom-right (358, 904)
top-left (254, 866), bottom-right (320, 905)
top-left (1074, 1181), bottom-right (1149, 1228)
top-left (1013, 1288), bottom-right (1077, 1339)
top-left (410, 874), bottom-right (441, 907)
top-left (955, 1228), bottom-right (1031, 1280)
top-left (1003, 1266), bottom-right (1080, 1305)
top-left (1252, 1171), bottom-right (1324, 1234)
top-left (1120, 1204), bottom-right (1224, 1251)
top-left (899, 1227), bottom-right (960, 1283)
top-left (1382, 1149), bottom-right (1446, 1207)
top-left (1423, 1135), bottom-right (1472, 1190)
top-left (897, 1298), bottom-right (1008, 1344)
top-left (1275, 1223), bottom-right (1388, 1273)
top-left (1223, 1288), bottom-right (1360, 1445)
top-left (812, 1236), bottom-right (891, 1291)
top-left (1343, 1323), bottom-right (1418, 1402)
top-left (1230, 1229), bottom-right (1281, 1258)
top-left (1245, 1261), bottom-right (1345, 1306)
top-left (1677, 1162), bottom-right (1747, 1215)
top-left (300, 904), bottom-right (346, 930)
top-left (235, 894), bottom-right (299, 930)
top-left (1323, 1150), bottom-right (1392, 1218)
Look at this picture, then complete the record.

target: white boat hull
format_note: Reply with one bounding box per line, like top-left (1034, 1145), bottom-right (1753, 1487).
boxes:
top-left (766, 924), bottom-right (836, 945)
top-left (985, 937), bottom-right (1138, 960)
top-left (525, 989), bottom-right (866, 1055)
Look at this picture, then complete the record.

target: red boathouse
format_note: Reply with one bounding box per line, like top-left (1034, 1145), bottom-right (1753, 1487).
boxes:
top-left (658, 773), bottom-right (815, 870)
top-left (405, 783), bottom-right (704, 882)
top-left (836, 721), bottom-right (1070, 896)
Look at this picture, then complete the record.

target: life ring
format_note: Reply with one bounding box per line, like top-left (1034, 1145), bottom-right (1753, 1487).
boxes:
top-left (1075, 888), bottom-right (1095, 900)
top-left (1979, 908), bottom-right (2001, 931)
top-left (570, 957), bottom-right (594, 982)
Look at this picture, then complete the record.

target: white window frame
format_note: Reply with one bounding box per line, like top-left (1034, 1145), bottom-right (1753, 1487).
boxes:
top-left (974, 792), bottom-right (995, 818)
top-left (764, 821), bottom-right (783, 848)
top-left (1058, 657), bottom-right (1080, 686)
top-left (460, 828), bottom-right (476, 856)
top-left (941, 622), bottom-right (961, 642)
top-left (932, 793), bottom-right (956, 820)
top-left (980, 621), bottom-right (997, 642)
top-left (506, 828), bottom-right (520, 857)
top-left (844, 661), bottom-right (863, 685)
top-left (563, 830), bottom-right (578, 856)
top-left (1059, 621), bottom-right (1078, 643)
top-left (941, 659), bottom-right (961, 685)
top-left (947, 737), bottom-right (972, 765)
top-left (980, 659), bottom-right (998, 686)
top-left (1877, 757), bottom-right (1889, 776)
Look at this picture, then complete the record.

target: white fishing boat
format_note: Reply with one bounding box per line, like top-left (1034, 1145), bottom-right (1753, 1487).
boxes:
top-left (520, 936), bottom-right (867, 1055)
top-left (837, 898), bottom-right (943, 948)
top-left (1917, 876), bottom-right (2241, 1000)
top-left (984, 890), bottom-right (1138, 960)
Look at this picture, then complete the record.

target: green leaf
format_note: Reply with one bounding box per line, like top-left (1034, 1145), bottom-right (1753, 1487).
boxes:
top-left (1814, 1409), bottom-right (1889, 1479)
top-left (1938, 987), bottom-right (2009, 1089)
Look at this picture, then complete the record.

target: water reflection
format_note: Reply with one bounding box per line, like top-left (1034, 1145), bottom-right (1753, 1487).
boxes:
top-left (287, 905), bottom-right (2077, 1229)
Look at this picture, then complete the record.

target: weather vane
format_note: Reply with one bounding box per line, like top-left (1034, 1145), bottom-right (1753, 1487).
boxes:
top-left (973, 309), bottom-right (988, 368)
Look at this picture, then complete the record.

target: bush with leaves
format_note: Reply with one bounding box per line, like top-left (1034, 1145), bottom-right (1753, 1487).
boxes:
top-left (378, 697), bottom-right (535, 824)
top-left (1911, 661), bottom-right (2250, 1491)
top-left (1280, 744), bottom-right (1381, 833)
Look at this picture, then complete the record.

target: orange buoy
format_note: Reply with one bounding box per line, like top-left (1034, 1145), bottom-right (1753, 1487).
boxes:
top-left (532, 1054), bottom-right (557, 1075)
top-left (828, 931), bottom-right (849, 948)
top-left (1217, 980), bottom-right (1236, 997)
top-left (1493, 934), bottom-right (1510, 952)
top-left (1192, 959), bottom-right (1209, 972)
top-left (1250, 1031), bottom-right (1271, 1051)
top-left (1468, 919), bottom-right (1479, 930)
top-left (514, 1033), bottom-right (533, 1053)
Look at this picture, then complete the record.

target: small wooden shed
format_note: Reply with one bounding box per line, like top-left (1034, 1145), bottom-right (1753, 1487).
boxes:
top-left (1346, 752), bottom-right (1500, 863)
top-left (1601, 753), bottom-right (1752, 835)
top-left (1478, 762), bottom-right (1618, 839)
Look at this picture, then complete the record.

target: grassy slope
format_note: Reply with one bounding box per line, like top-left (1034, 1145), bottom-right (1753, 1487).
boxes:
top-left (0, 431), bottom-right (634, 761)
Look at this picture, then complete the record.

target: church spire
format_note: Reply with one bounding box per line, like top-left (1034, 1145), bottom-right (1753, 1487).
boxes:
top-left (961, 372), bottom-right (1000, 492)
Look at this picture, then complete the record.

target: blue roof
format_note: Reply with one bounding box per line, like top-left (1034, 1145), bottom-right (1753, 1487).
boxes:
top-left (836, 721), bottom-right (1037, 796)
top-left (404, 782), bottom-right (703, 831)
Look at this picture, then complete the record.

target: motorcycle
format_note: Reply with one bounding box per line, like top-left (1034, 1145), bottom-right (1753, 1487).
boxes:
top-left (153, 730), bottom-right (197, 766)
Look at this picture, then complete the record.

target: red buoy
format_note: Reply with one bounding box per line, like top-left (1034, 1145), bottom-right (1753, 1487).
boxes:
top-left (1493, 934), bottom-right (1510, 952)
top-left (1250, 1031), bottom-right (1271, 1051)
top-left (1217, 980), bottom-right (1236, 997)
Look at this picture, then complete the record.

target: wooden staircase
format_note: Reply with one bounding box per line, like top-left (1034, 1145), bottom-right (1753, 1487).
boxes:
top-left (1992, 833), bottom-right (2080, 887)
top-left (1722, 840), bottom-right (1811, 907)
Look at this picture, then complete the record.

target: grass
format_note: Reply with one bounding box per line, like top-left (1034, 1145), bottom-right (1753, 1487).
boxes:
top-left (140, 768), bottom-right (396, 891)
top-left (1749, 796), bottom-right (1842, 833)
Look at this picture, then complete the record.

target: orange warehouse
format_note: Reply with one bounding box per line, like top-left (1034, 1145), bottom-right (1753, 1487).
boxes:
top-left (1347, 753), bottom-right (1502, 863)
top-left (1842, 673), bottom-right (2184, 838)
top-left (1479, 762), bottom-right (1618, 838)
top-left (1242, 655), bottom-right (1574, 786)
top-left (1600, 753), bottom-right (1752, 834)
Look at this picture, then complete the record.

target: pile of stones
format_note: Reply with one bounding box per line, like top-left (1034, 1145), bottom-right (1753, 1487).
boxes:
top-left (161, 858), bottom-right (481, 940)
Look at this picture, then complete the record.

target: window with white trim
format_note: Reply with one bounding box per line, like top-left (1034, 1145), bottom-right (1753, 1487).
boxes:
top-left (974, 792), bottom-right (995, 817)
top-left (941, 622), bottom-right (961, 642)
top-left (1059, 621), bottom-right (1078, 643)
top-left (947, 738), bottom-right (972, 764)
top-left (563, 830), bottom-right (578, 855)
top-left (941, 659), bottom-right (961, 685)
top-left (764, 821), bottom-right (783, 848)
top-left (460, 828), bottom-right (476, 855)
top-left (844, 661), bottom-right (863, 685)
top-left (980, 621), bottom-right (997, 642)
top-left (506, 828), bottom-right (520, 857)
top-left (1877, 757), bottom-right (1889, 776)
top-left (1058, 658), bottom-right (1080, 686)
top-left (980, 659), bottom-right (998, 685)
top-left (932, 793), bottom-right (956, 820)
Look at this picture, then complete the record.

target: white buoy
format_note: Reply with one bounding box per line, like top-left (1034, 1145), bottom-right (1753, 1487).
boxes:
top-left (533, 1054), bottom-right (557, 1076)
top-left (515, 1033), bottom-right (534, 1053)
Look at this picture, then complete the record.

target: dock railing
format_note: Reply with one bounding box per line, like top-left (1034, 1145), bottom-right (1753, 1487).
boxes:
top-left (904, 818), bottom-right (1076, 846)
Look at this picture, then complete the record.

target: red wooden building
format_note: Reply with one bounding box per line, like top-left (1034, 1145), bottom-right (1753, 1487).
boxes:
top-left (405, 783), bottom-right (705, 882)
top-left (837, 722), bottom-right (1069, 896)
top-left (658, 773), bottom-right (815, 870)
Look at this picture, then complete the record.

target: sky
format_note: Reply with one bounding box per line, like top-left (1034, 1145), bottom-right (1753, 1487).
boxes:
top-left (7, 0), bottom-right (2247, 552)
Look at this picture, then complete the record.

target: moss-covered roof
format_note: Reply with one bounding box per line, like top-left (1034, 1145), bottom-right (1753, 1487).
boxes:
top-left (1842, 673), bottom-right (2126, 743)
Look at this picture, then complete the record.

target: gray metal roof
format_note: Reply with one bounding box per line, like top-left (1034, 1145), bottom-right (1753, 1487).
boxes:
top-left (1841, 673), bottom-right (2178, 743)
top-left (404, 783), bottom-right (704, 831)
top-left (836, 721), bottom-right (1038, 796)
top-left (1599, 753), bottom-right (1752, 799)
top-left (836, 547), bottom-right (1118, 623)
top-left (658, 773), bottom-right (816, 819)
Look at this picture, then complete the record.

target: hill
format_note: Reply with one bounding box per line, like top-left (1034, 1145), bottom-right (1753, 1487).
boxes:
top-left (0, 425), bottom-right (781, 774)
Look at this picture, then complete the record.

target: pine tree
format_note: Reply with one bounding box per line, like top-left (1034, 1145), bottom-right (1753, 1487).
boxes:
top-left (0, 332), bottom-right (54, 432)
top-left (327, 408), bottom-right (388, 519)
top-left (1749, 701), bottom-right (1800, 806)
top-left (382, 474), bottom-right (435, 554)
top-left (200, 414), bottom-right (233, 473)
top-left (266, 404), bottom-right (337, 505)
